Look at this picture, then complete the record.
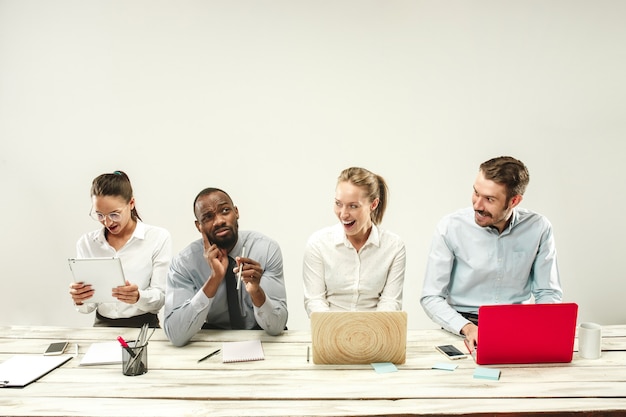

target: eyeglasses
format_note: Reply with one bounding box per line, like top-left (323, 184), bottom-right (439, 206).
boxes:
top-left (89, 206), bottom-right (126, 223)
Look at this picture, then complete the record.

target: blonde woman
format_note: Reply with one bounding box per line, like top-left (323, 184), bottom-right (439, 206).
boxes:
top-left (303, 167), bottom-right (406, 315)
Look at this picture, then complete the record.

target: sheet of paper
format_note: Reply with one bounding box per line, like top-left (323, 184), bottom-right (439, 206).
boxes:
top-left (80, 341), bottom-right (122, 366)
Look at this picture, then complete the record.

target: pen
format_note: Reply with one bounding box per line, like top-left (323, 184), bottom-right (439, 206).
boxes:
top-left (117, 336), bottom-right (136, 358)
top-left (307, 346), bottom-right (310, 363)
top-left (236, 246), bottom-right (246, 290)
top-left (198, 349), bottom-right (221, 363)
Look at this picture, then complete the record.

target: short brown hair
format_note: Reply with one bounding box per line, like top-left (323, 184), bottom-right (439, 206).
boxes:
top-left (479, 156), bottom-right (529, 200)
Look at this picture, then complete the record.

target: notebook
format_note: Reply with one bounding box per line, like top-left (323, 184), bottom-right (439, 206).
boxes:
top-left (79, 341), bottom-right (122, 366)
top-left (67, 258), bottom-right (127, 303)
top-left (310, 311), bottom-right (407, 365)
top-left (222, 340), bottom-right (265, 363)
top-left (472, 303), bottom-right (578, 365)
top-left (0, 354), bottom-right (73, 388)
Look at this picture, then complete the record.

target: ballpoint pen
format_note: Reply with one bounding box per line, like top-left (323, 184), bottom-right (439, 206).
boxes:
top-left (198, 349), bottom-right (221, 363)
top-left (236, 246), bottom-right (246, 290)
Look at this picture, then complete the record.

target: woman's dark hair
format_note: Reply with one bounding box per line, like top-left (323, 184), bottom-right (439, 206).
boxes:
top-left (90, 170), bottom-right (141, 221)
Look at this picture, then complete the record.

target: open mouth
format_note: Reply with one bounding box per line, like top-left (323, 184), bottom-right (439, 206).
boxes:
top-left (342, 220), bottom-right (356, 228)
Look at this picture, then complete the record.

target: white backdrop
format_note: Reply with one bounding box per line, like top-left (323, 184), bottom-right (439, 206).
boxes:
top-left (1, 0), bottom-right (625, 330)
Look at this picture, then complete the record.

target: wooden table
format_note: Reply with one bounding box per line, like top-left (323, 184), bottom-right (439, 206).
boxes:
top-left (1, 325), bottom-right (625, 416)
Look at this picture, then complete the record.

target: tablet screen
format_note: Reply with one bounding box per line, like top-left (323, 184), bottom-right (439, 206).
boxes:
top-left (67, 258), bottom-right (126, 303)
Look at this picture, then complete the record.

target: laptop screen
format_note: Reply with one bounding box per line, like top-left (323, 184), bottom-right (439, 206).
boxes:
top-left (475, 303), bottom-right (578, 365)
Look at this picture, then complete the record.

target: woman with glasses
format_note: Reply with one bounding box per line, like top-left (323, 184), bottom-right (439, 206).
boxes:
top-left (68, 171), bottom-right (172, 328)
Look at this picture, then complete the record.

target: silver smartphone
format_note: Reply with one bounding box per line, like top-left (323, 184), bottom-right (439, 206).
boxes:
top-left (435, 344), bottom-right (467, 360)
top-left (44, 341), bottom-right (69, 356)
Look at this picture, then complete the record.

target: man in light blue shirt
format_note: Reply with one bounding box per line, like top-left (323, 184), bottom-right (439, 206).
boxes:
top-left (421, 156), bottom-right (562, 351)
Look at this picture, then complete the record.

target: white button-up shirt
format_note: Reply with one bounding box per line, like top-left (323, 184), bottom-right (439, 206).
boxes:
top-left (75, 221), bottom-right (171, 319)
top-left (303, 223), bottom-right (406, 315)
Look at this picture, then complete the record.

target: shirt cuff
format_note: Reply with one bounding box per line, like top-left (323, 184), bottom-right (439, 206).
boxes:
top-left (451, 316), bottom-right (472, 336)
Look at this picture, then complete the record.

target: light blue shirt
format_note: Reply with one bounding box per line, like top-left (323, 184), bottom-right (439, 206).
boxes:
top-left (421, 206), bottom-right (562, 335)
top-left (164, 230), bottom-right (288, 347)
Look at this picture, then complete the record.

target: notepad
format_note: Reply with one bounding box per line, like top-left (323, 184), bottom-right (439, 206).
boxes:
top-left (473, 367), bottom-right (501, 381)
top-left (371, 362), bottom-right (398, 374)
top-left (80, 341), bottom-right (122, 366)
top-left (432, 362), bottom-right (458, 371)
top-left (222, 340), bottom-right (264, 363)
top-left (0, 354), bottom-right (73, 388)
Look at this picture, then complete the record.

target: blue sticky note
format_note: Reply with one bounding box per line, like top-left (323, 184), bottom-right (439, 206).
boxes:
top-left (473, 367), bottom-right (500, 380)
top-left (371, 362), bottom-right (398, 373)
top-left (432, 362), bottom-right (458, 371)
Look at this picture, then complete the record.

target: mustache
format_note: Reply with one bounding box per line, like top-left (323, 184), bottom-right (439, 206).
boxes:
top-left (475, 210), bottom-right (492, 218)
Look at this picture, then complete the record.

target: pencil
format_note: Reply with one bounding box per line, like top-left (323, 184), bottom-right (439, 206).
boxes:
top-left (236, 246), bottom-right (246, 290)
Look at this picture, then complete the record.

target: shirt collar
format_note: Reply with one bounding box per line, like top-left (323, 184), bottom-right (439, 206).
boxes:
top-left (333, 223), bottom-right (381, 249)
top-left (485, 208), bottom-right (519, 235)
top-left (508, 208), bottom-right (520, 229)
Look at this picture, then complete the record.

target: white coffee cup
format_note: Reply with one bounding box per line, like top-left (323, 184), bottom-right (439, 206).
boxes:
top-left (578, 322), bottom-right (602, 359)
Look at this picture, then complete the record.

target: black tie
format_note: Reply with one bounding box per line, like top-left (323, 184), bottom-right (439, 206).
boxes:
top-left (225, 256), bottom-right (245, 329)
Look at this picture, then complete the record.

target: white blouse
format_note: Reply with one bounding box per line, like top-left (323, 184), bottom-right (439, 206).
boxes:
top-left (75, 221), bottom-right (171, 319)
top-left (303, 223), bottom-right (406, 316)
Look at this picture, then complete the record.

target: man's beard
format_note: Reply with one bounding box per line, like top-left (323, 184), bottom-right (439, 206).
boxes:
top-left (209, 222), bottom-right (238, 249)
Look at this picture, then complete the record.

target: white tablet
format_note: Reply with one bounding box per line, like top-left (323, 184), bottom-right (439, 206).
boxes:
top-left (67, 258), bottom-right (126, 303)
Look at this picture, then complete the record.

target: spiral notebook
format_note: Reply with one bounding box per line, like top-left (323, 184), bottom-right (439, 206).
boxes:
top-left (221, 340), bottom-right (265, 363)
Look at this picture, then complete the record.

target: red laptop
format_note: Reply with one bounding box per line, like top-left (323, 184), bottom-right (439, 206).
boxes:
top-left (471, 303), bottom-right (578, 365)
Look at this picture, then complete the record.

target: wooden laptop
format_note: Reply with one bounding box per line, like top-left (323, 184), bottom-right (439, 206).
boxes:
top-left (473, 303), bottom-right (578, 365)
top-left (310, 311), bottom-right (407, 365)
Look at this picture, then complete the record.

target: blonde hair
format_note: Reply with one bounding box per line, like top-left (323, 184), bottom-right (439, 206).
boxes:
top-left (337, 167), bottom-right (388, 224)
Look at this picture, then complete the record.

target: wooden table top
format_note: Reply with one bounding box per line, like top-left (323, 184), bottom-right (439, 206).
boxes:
top-left (0, 324), bottom-right (625, 416)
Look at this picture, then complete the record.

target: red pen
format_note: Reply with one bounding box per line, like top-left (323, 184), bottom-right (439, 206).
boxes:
top-left (117, 336), bottom-right (136, 357)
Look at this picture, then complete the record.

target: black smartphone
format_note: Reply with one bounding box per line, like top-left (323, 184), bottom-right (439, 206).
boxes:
top-left (435, 344), bottom-right (467, 360)
top-left (44, 341), bottom-right (69, 356)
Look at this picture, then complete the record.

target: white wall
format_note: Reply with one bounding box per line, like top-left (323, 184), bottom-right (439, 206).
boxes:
top-left (1, 0), bottom-right (625, 330)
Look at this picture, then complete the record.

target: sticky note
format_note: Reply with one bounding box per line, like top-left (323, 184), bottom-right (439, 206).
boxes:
top-left (371, 362), bottom-right (398, 373)
top-left (432, 362), bottom-right (458, 371)
top-left (473, 367), bottom-right (500, 380)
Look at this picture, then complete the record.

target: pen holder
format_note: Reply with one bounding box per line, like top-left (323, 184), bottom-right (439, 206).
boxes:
top-left (122, 340), bottom-right (148, 376)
